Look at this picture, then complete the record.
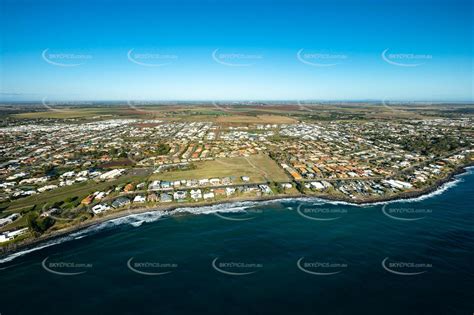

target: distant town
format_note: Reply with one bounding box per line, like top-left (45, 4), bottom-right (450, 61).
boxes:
top-left (0, 103), bottom-right (473, 249)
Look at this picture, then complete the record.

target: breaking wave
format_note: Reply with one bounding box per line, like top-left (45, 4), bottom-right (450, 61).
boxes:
top-left (0, 201), bottom-right (275, 263)
top-left (170, 200), bottom-right (268, 215)
top-left (295, 167), bottom-right (471, 207)
top-left (0, 211), bottom-right (167, 264)
top-left (1, 166), bottom-right (471, 264)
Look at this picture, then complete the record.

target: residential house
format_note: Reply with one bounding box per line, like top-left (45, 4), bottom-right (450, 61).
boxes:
top-left (112, 196), bottom-right (131, 208)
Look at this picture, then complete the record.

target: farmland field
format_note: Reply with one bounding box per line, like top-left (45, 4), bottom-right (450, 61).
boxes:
top-left (13, 108), bottom-right (118, 119)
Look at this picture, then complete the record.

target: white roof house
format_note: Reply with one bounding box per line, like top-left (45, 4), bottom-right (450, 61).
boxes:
top-left (173, 191), bottom-right (187, 200)
top-left (92, 204), bottom-right (111, 214)
top-left (310, 182), bottom-right (324, 190)
top-left (190, 189), bottom-right (202, 200)
top-left (225, 187), bottom-right (236, 196)
top-left (203, 192), bottom-right (215, 200)
top-left (133, 195), bottom-right (146, 203)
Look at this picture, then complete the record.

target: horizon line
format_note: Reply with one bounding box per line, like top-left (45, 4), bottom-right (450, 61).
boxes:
top-left (1, 100), bottom-right (474, 105)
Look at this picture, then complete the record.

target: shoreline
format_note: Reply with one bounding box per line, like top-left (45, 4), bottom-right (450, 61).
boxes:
top-left (1, 163), bottom-right (472, 259)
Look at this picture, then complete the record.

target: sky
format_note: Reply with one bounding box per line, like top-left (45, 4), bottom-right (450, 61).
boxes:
top-left (0, 0), bottom-right (472, 102)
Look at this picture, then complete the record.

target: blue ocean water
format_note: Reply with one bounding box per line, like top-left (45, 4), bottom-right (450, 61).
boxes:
top-left (1, 169), bottom-right (473, 315)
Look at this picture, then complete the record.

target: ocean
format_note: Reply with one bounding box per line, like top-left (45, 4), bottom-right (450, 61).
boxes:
top-left (1, 168), bottom-right (473, 315)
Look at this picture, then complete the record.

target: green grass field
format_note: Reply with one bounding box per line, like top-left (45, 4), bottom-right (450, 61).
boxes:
top-left (150, 154), bottom-right (289, 183)
top-left (2, 173), bottom-right (148, 215)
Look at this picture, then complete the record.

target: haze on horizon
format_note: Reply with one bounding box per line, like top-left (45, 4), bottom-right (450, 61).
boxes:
top-left (0, 0), bottom-right (472, 102)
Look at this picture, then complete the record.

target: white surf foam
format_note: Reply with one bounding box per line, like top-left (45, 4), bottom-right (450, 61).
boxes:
top-left (130, 220), bottom-right (144, 227)
top-left (1, 167), bottom-right (471, 263)
top-left (291, 169), bottom-right (469, 207)
top-left (0, 203), bottom-right (264, 263)
top-left (0, 210), bottom-right (169, 263)
top-left (170, 201), bottom-right (261, 215)
top-left (0, 238), bottom-right (69, 264)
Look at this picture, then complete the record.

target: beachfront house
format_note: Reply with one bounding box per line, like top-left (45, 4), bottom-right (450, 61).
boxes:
top-left (112, 196), bottom-right (131, 209)
top-left (92, 204), bottom-right (111, 214)
top-left (259, 185), bottom-right (272, 194)
top-left (0, 228), bottom-right (28, 243)
top-left (190, 189), bottom-right (202, 200)
top-left (310, 181), bottom-right (324, 190)
top-left (160, 193), bottom-right (173, 203)
top-left (147, 193), bottom-right (159, 202)
top-left (173, 191), bottom-right (187, 201)
top-left (203, 191), bottom-right (215, 200)
top-left (133, 195), bottom-right (146, 203)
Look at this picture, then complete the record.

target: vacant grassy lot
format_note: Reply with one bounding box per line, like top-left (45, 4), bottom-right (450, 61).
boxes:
top-left (150, 154), bottom-right (290, 183)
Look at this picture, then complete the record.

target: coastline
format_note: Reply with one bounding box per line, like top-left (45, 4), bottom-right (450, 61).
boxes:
top-left (1, 163), bottom-right (473, 259)
top-left (309, 162), bottom-right (474, 205)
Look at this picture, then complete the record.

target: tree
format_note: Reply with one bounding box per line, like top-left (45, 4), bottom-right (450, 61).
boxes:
top-left (155, 143), bottom-right (171, 155)
top-left (272, 182), bottom-right (284, 194)
top-left (27, 213), bottom-right (55, 236)
top-left (27, 213), bottom-right (41, 235)
top-left (295, 182), bottom-right (305, 193)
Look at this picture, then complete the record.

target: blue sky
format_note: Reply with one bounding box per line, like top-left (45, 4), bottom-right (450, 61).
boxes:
top-left (0, 0), bottom-right (472, 102)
